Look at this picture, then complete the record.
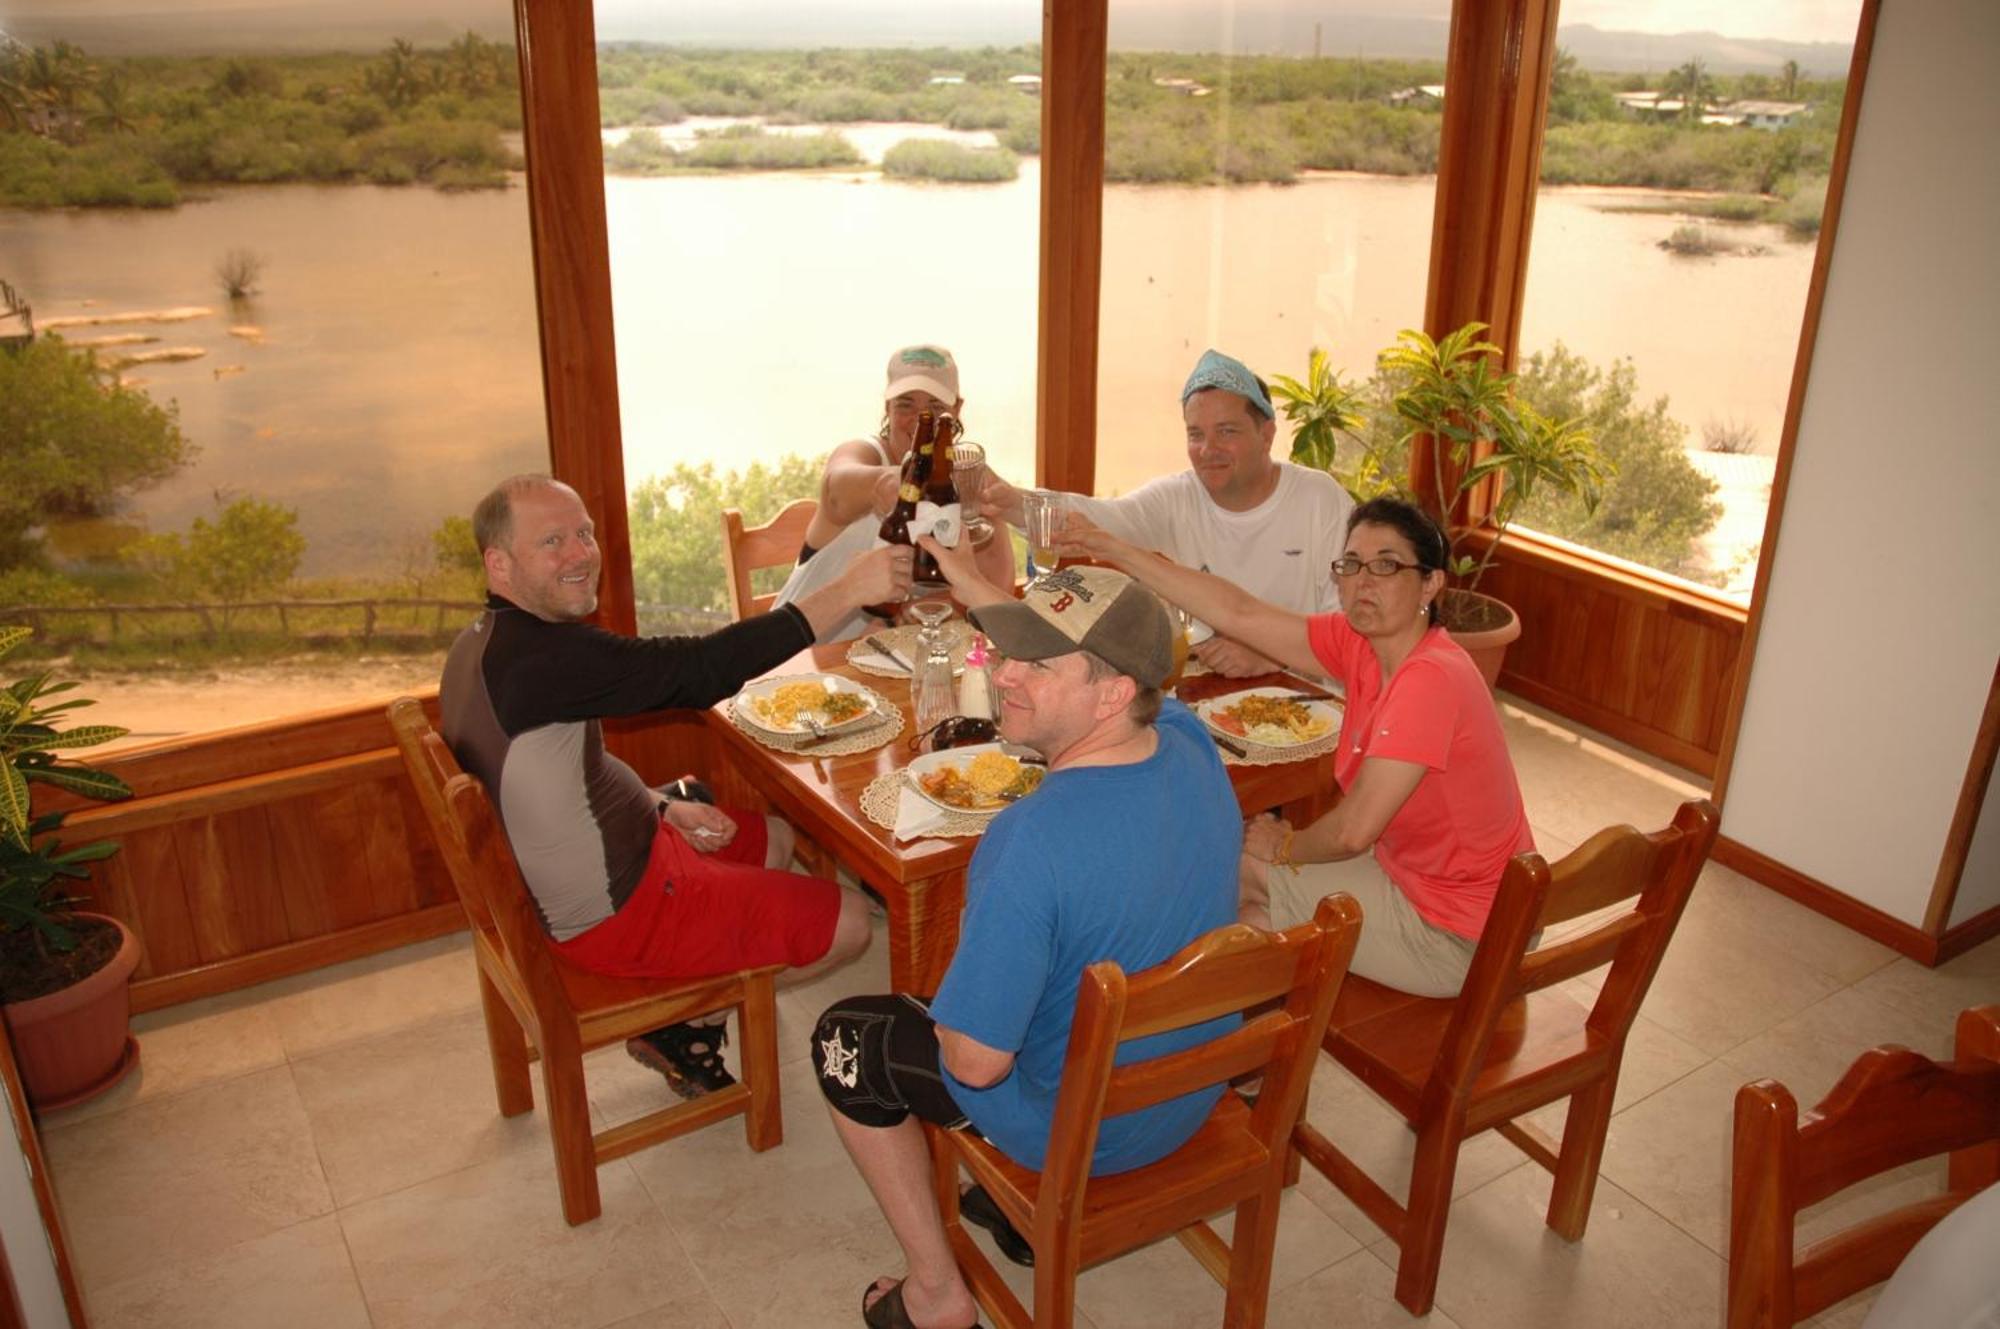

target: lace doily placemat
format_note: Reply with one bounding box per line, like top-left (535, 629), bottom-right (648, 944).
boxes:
top-left (846, 621), bottom-right (976, 679)
top-left (859, 770), bottom-right (997, 839)
top-left (1216, 729), bottom-right (1341, 768)
top-left (725, 678), bottom-right (903, 756)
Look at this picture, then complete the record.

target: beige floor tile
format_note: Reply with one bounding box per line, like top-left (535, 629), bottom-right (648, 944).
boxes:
top-left (1502, 703), bottom-right (1705, 849)
top-left (292, 1007), bottom-right (549, 1207)
top-left (1718, 983), bottom-right (1958, 1111)
top-left (340, 1148), bottom-right (706, 1329)
top-left (1844, 939), bottom-right (2000, 1036)
top-left (627, 1057), bottom-right (904, 1329)
top-left (1070, 1189), bottom-right (1357, 1329)
top-left (601, 1304), bottom-right (733, 1329)
top-left (1676, 862), bottom-right (1901, 988)
top-left (83, 1215), bottom-right (369, 1329)
top-left (1522, 1010), bottom-right (1712, 1137)
top-left (1632, 904), bottom-right (1848, 1056)
top-left (1423, 1165), bottom-right (1726, 1328)
top-left (38, 990), bottom-right (289, 1129)
top-left (43, 1065), bottom-right (333, 1289)
top-left (1595, 1058), bottom-right (1747, 1255)
top-left (1266, 1247), bottom-right (1462, 1329)
top-left (260, 930), bottom-right (483, 1059)
top-left (1291, 1057), bottom-right (1528, 1247)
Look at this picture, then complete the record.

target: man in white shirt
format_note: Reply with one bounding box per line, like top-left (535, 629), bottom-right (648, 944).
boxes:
top-left (993, 348), bottom-right (1354, 677)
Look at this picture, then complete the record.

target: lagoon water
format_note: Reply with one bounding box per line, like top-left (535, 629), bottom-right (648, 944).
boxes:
top-left (0, 144), bottom-right (1811, 587)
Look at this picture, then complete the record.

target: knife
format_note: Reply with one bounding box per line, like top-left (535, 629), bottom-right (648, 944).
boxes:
top-left (1213, 733), bottom-right (1250, 758)
top-left (864, 634), bottom-right (915, 674)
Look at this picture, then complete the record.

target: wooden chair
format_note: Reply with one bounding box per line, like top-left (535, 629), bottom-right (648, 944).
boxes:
top-left (721, 497), bottom-right (817, 620)
top-left (386, 697), bottom-right (783, 1225)
top-left (1726, 1004), bottom-right (2000, 1328)
top-left (933, 893), bottom-right (1363, 1329)
top-left (1294, 798), bottom-right (1719, 1315)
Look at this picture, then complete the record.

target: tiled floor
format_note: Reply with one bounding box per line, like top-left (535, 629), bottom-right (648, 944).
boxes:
top-left (37, 699), bottom-right (1997, 1329)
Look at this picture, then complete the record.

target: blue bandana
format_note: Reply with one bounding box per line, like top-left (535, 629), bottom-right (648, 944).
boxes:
top-left (1180, 348), bottom-right (1274, 420)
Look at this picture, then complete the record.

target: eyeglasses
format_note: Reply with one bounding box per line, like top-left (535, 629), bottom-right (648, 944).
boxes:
top-left (1331, 556), bottom-right (1428, 578)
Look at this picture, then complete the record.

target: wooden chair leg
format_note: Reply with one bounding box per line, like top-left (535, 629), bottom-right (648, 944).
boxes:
top-left (540, 1038), bottom-right (601, 1225)
top-left (1031, 1246), bottom-right (1081, 1329)
top-left (476, 966), bottom-right (534, 1118)
top-left (1222, 1188), bottom-right (1283, 1329)
top-left (1394, 1112), bottom-right (1469, 1316)
top-left (1546, 1076), bottom-right (1618, 1240)
top-left (740, 974), bottom-right (783, 1152)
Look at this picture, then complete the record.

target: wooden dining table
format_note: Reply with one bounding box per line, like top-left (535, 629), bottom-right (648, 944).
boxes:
top-left (705, 641), bottom-right (1343, 995)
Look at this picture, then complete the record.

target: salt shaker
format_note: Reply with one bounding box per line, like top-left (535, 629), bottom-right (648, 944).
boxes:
top-left (957, 633), bottom-right (995, 721)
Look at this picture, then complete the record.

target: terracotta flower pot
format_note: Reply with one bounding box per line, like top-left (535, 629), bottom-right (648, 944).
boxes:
top-left (1439, 588), bottom-right (1521, 691)
top-left (2, 914), bottom-right (143, 1110)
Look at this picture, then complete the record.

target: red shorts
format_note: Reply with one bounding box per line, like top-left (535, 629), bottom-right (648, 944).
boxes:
top-left (554, 806), bottom-right (841, 981)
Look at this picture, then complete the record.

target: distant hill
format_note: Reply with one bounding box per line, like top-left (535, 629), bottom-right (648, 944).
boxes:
top-left (0, 1), bottom-right (1853, 76)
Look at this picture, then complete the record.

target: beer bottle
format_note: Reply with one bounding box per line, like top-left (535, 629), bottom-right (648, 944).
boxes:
top-left (912, 412), bottom-right (961, 586)
top-left (863, 410), bottom-right (935, 621)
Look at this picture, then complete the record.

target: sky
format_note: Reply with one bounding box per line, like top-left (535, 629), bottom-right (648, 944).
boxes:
top-left (1559, 1), bottom-right (1861, 44)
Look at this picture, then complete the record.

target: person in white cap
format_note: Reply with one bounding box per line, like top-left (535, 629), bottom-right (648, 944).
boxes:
top-left (985, 348), bottom-right (1354, 677)
top-left (773, 344), bottom-right (1015, 641)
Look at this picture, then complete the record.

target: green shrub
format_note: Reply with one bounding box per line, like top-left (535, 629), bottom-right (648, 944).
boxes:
top-left (628, 456), bottom-right (823, 613)
top-left (1774, 174), bottom-right (1829, 237)
top-left (882, 138), bottom-right (1018, 183)
top-left (681, 128), bottom-right (860, 171)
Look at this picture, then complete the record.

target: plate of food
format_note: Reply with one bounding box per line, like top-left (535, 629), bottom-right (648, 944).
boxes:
top-left (905, 743), bottom-right (1047, 813)
top-left (734, 675), bottom-right (879, 736)
top-left (1195, 687), bottom-right (1340, 750)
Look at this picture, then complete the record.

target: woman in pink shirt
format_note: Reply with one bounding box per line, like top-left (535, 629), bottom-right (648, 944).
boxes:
top-left (1067, 496), bottom-right (1533, 996)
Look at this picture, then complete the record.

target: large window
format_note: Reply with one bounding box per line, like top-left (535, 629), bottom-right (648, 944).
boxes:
top-left (1094, 3), bottom-right (1445, 498)
top-left (592, 5), bottom-right (1042, 630)
top-left (1510, 1), bottom-right (1864, 601)
top-left (0, 9), bottom-right (547, 749)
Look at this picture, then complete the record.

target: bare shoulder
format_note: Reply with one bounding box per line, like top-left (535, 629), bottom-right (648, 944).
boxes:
top-left (825, 436), bottom-right (888, 471)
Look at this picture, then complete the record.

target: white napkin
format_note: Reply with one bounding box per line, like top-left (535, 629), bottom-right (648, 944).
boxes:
top-left (892, 782), bottom-right (954, 842)
top-left (853, 646), bottom-right (909, 673)
top-left (911, 501), bottom-right (962, 548)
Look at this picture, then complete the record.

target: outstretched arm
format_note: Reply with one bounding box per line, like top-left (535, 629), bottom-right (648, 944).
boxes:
top-left (1059, 514), bottom-right (1321, 676)
top-left (819, 438), bottom-right (901, 528)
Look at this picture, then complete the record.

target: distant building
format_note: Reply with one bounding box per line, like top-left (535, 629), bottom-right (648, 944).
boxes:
top-left (1152, 76), bottom-right (1211, 97)
top-left (1007, 73), bottom-right (1042, 96)
top-left (1616, 91), bottom-right (1811, 131)
top-left (927, 74), bottom-right (964, 86)
top-left (1388, 84), bottom-right (1445, 107)
top-left (1730, 99), bottom-right (1812, 130)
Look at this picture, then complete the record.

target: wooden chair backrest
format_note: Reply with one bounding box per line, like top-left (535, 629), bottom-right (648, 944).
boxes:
top-left (722, 498), bottom-right (818, 620)
top-left (1727, 1005), bottom-right (2000, 1327)
top-left (1430, 799), bottom-right (1717, 1102)
top-left (1036, 895), bottom-right (1362, 1244)
top-left (387, 697), bottom-right (488, 934)
top-left (386, 696), bottom-right (563, 1031)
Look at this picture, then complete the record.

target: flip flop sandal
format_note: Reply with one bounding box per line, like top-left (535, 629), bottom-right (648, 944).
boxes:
top-left (959, 1185), bottom-right (1034, 1267)
top-left (860, 1278), bottom-right (984, 1329)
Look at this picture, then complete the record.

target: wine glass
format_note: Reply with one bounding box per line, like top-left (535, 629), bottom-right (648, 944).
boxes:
top-left (952, 440), bottom-right (994, 545)
top-left (907, 601), bottom-right (957, 739)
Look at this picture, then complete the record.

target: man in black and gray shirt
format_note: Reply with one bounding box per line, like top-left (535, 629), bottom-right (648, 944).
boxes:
top-left (440, 474), bottom-right (910, 1098)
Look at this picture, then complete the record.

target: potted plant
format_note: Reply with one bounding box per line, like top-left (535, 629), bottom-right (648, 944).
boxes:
top-left (0, 626), bottom-right (142, 1109)
top-left (1270, 324), bottom-right (1611, 686)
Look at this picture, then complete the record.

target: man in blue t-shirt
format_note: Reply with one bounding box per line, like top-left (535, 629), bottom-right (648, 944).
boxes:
top-left (813, 564), bottom-right (1241, 1329)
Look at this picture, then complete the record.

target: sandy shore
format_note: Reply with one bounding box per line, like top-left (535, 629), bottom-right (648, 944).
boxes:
top-left (71, 656), bottom-right (449, 753)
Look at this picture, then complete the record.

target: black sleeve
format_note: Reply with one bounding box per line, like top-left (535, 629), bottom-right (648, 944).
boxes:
top-left (486, 603), bottom-right (816, 733)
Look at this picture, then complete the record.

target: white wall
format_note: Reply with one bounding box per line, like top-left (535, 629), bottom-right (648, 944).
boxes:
top-left (1721, 0), bottom-right (2000, 928)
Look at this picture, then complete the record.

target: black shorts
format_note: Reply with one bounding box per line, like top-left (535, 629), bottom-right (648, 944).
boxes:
top-left (811, 993), bottom-right (971, 1131)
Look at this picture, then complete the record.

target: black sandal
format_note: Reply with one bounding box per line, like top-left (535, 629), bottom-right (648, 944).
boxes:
top-left (626, 1021), bottom-right (734, 1100)
top-left (959, 1185), bottom-right (1034, 1267)
top-left (860, 1278), bottom-right (983, 1329)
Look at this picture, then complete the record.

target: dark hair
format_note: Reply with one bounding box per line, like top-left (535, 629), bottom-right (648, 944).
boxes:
top-left (1345, 497), bottom-right (1448, 624)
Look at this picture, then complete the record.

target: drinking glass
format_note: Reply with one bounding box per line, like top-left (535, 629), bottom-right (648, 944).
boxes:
top-left (1165, 604), bottom-right (1193, 694)
top-left (908, 601), bottom-right (958, 740)
top-left (1021, 491), bottom-right (1063, 578)
top-left (952, 441), bottom-right (994, 546)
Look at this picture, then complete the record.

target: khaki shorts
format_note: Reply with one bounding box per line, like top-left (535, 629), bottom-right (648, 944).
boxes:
top-left (1264, 855), bottom-right (1476, 998)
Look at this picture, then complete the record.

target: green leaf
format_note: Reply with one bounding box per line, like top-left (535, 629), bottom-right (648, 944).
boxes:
top-left (16, 724), bottom-right (129, 753)
top-left (0, 627), bottom-right (29, 660)
top-left (0, 764), bottom-right (27, 840)
top-left (22, 766), bottom-right (132, 802)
